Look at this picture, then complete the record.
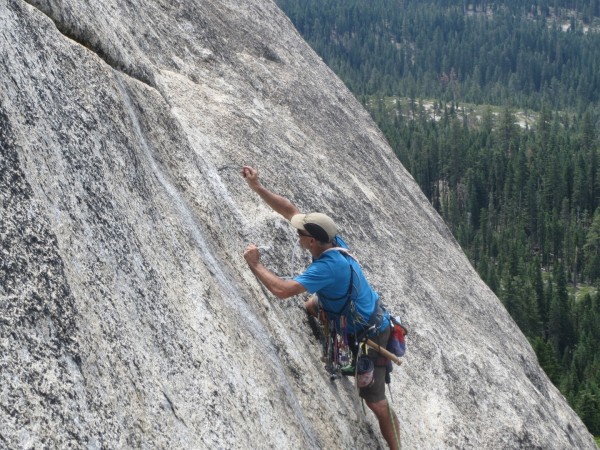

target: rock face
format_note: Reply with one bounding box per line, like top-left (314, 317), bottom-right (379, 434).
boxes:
top-left (0, 0), bottom-right (596, 448)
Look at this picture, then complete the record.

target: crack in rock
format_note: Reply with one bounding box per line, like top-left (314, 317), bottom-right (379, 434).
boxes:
top-left (21, 0), bottom-right (156, 89)
top-left (163, 391), bottom-right (187, 427)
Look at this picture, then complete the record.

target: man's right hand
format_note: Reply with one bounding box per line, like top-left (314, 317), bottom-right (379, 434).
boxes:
top-left (241, 166), bottom-right (260, 191)
top-left (240, 164), bottom-right (300, 220)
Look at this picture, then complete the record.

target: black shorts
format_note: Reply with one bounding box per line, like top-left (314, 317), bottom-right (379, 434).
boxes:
top-left (358, 326), bottom-right (391, 403)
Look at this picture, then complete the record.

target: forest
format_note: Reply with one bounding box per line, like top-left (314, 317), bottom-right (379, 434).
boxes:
top-left (279, 0), bottom-right (600, 111)
top-left (276, 0), bottom-right (600, 437)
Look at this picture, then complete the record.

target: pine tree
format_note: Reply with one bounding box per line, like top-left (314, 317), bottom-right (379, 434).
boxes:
top-left (532, 337), bottom-right (561, 385)
top-left (576, 387), bottom-right (600, 435)
top-left (583, 208), bottom-right (600, 282)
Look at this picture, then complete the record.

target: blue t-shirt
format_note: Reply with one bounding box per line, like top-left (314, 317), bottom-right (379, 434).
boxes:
top-left (294, 236), bottom-right (388, 334)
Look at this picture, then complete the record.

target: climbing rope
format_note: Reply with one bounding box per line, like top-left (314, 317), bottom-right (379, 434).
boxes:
top-left (388, 398), bottom-right (401, 450)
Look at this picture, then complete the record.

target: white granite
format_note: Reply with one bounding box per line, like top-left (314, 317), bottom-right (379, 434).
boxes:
top-left (0, 0), bottom-right (595, 448)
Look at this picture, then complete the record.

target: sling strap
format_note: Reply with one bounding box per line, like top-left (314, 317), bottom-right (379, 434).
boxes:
top-left (317, 248), bottom-right (355, 318)
top-left (317, 247), bottom-right (387, 336)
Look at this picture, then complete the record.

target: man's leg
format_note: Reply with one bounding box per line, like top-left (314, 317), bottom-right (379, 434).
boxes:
top-left (366, 399), bottom-right (401, 450)
top-left (359, 327), bottom-right (400, 449)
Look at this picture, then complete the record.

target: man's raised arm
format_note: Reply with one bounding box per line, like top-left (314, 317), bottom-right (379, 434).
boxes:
top-left (240, 166), bottom-right (300, 220)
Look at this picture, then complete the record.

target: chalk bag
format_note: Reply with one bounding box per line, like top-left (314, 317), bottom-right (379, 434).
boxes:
top-left (386, 324), bottom-right (406, 357)
top-left (356, 356), bottom-right (374, 388)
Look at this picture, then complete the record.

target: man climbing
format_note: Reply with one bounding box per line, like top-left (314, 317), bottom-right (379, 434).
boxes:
top-left (241, 166), bottom-right (401, 450)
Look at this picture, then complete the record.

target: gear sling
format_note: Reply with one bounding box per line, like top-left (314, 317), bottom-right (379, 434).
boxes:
top-left (315, 248), bottom-right (393, 380)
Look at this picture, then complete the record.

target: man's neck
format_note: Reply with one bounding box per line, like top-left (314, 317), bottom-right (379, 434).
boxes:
top-left (311, 242), bottom-right (334, 259)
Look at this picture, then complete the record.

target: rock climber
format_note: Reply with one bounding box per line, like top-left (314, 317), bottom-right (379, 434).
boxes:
top-left (241, 165), bottom-right (401, 450)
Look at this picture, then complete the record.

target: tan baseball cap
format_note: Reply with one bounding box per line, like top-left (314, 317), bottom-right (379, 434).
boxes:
top-left (291, 213), bottom-right (337, 243)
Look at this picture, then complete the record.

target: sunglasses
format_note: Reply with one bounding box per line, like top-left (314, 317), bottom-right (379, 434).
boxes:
top-left (297, 230), bottom-right (312, 238)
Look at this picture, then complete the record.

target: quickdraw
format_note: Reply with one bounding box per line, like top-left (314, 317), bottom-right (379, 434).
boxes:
top-left (321, 316), bottom-right (352, 380)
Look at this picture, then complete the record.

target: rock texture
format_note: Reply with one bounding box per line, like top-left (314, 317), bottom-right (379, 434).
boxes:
top-left (0, 0), bottom-right (596, 448)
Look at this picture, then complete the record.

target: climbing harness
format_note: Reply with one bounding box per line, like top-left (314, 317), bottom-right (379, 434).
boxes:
top-left (312, 247), bottom-right (395, 381)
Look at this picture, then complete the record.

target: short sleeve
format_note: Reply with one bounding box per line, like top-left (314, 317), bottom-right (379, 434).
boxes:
top-left (293, 260), bottom-right (334, 294)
